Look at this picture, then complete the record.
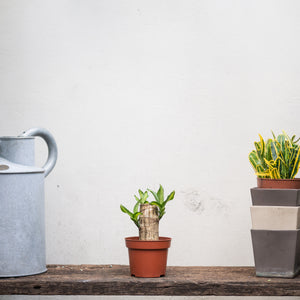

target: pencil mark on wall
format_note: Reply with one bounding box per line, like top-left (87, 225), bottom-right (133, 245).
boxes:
top-left (181, 189), bottom-right (228, 215)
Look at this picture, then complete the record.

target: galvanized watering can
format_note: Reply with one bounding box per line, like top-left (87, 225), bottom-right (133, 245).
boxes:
top-left (0, 128), bottom-right (57, 277)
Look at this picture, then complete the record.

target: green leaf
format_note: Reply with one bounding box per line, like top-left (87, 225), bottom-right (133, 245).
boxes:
top-left (120, 205), bottom-right (133, 217)
top-left (141, 191), bottom-right (149, 203)
top-left (132, 212), bottom-right (142, 219)
top-left (166, 190), bottom-right (175, 202)
top-left (159, 209), bottom-right (166, 220)
top-left (138, 189), bottom-right (144, 198)
top-left (150, 201), bottom-right (161, 208)
top-left (133, 201), bottom-right (140, 214)
top-left (265, 139), bottom-right (273, 161)
top-left (148, 189), bottom-right (159, 203)
top-left (259, 134), bottom-right (265, 157)
top-left (249, 151), bottom-right (260, 171)
top-left (157, 185), bottom-right (164, 204)
top-left (134, 195), bottom-right (140, 202)
top-left (270, 141), bottom-right (278, 160)
top-left (291, 147), bottom-right (300, 178)
top-left (271, 131), bottom-right (276, 140)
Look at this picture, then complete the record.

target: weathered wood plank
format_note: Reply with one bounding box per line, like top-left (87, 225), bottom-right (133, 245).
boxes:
top-left (0, 265), bottom-right (299, 296)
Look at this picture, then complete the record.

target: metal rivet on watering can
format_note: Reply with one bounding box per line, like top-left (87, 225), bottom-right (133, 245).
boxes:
top-left (0, 128), bottom-right (57, 277)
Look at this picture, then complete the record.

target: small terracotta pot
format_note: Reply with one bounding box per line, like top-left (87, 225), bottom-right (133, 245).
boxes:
top-left (257, 178), bottom-right (300, 189)
top-left (125, 236), bottom-right (171, 278)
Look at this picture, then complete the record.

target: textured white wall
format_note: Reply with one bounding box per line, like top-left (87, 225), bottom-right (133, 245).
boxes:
top-left (1, 0), bottom-right (300, 283)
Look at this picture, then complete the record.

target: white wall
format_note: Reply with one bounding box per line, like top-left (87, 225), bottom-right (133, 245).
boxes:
top-left (1, 0), bottom-right (300, 279)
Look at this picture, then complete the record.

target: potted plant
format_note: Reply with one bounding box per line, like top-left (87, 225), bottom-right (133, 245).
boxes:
top-left (120, 185), bottom-right (175, 277)
top-left (248, 131), bottom-right (300, 278)
top-left (249, 131), bottom-right (300, 189)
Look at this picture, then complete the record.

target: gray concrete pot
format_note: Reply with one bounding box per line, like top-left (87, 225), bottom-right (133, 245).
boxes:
top-left (251, 188), bottom-right (300, 206)
top-left (251, 229), bottom-right (300, 278)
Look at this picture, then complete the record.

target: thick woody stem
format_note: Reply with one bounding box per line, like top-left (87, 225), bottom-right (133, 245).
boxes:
top-left (139, 203), bottom-right (159, 240)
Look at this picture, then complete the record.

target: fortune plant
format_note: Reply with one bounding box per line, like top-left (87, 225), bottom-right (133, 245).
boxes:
top-left (249, 131), bottom-right (300, 179)
top-left (120, 185), bottom-right (175, 240)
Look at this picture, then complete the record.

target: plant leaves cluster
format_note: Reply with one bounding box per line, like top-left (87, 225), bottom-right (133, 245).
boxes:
top-left (249, 131), bottom-right (300, 179)
top-left (120, 185), bottom-right (175, 228)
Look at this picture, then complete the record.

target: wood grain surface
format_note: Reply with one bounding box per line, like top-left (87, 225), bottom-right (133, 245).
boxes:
top-left (0, 265), bottom-right (299, 296)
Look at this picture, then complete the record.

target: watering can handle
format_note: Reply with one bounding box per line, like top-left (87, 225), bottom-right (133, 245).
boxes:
top-left (21, 128), bottom-right (58, 177)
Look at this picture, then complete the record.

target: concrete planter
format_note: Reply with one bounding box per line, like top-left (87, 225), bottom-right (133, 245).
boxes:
top-left (251, 206), bottom-right (300, 230)
top-left (251, 188), bottom-right (300, 206)
top-left (250, 188), bottom-right (300, 278)
top-left (251, 230), bottom-right (300, 278)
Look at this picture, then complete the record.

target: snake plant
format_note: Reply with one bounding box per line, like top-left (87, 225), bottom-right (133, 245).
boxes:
top-left (120, 185), bottom-right (175, 228)
top-left (249, 131), bottom-right (300, 179)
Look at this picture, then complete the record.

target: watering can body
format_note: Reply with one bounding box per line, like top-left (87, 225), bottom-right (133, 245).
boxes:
top-left (0, 128), bottom-right (57, 277)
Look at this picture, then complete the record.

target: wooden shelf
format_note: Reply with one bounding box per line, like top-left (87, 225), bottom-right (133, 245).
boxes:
top-left (1, 265), bottom-right (300, 296)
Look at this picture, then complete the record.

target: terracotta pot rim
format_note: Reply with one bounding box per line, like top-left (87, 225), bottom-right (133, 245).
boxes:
top-left (125, 237), bottom-right (171, 250)
top-left (257, 178), bottom-right (300, 182)
top-left (125, 236), bottom-right (171, 242)
top-left (257, 177), bottom-right (300, 189)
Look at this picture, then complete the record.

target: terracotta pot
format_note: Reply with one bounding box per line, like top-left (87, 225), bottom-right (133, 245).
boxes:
top-left (257, 178), bottom-right (300, 189)
top-left (125, 236), bottom-right (171, 278)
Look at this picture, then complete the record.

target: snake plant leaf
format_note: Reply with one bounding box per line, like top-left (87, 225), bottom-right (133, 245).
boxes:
top-left (265, 139), bottom-right (273, 161)
top-left (249, 151), bottom-right (260, 171)
top-left (277, 134), bottom-right (285, 150)
top-left (259, 134), bottom-right (265, 157)
top-left (250, 131), bottom-right (300, 179)
top-left (254, 141), bottom-right (262, 160)
top-left (283, 131), bottom-right (293, 147)
top-left (264, 159), bottom-right (275, 168)
top-left (270, 141), bottom-right (278, 160)
top-left (270, 168), bottom-right (280, 179)
top-left (255, 139), bottom-right (266, 168)
top-left (291, 147), bottom-right (300, 179)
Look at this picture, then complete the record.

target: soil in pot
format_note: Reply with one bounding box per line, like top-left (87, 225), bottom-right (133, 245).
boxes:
top-left (125, 236), bottom-right (171, 278)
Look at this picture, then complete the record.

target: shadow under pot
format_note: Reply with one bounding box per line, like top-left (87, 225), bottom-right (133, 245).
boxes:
top-left (125, 237), bottom-right (171, 278)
